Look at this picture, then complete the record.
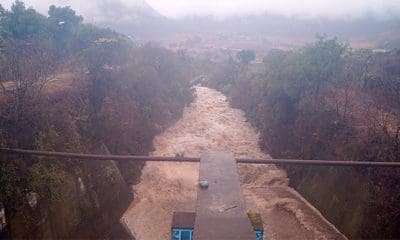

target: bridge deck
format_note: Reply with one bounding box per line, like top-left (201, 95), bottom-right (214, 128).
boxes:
top-left (193, 151), bottom-right (255, 240)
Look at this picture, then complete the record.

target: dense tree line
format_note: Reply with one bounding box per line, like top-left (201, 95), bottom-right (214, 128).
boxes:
top-left (207, 38), bottom-right (400, 238)
top-left (0, 1), bottom-right (194, 238)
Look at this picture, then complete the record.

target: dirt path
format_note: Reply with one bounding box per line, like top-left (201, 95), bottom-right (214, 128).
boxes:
top-left (121, 86), bottom-right (346, 240)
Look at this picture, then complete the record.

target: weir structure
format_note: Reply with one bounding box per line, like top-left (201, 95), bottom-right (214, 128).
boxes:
top-left (1, 147), bottom-right (400, 239)
top-left (193, 151), bottom-right (257, 240)
top-left (171, 151), bottom-right (261, 240)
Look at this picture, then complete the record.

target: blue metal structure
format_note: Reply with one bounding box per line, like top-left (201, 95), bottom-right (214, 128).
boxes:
top-left (255, 230), bottom-right (263, 240)
top-left (172, 228), bottom-right (193, 240)
top-left (171, 226), bottom-right (262, 240)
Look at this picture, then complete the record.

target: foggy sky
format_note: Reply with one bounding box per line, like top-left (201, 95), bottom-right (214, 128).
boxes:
top-left (1, 0), bottom-right (400, 21)
top-left (148, 0), bottom-right (400, 19)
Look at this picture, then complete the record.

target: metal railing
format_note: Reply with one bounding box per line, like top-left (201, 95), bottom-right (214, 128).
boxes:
top-left (1, 148), bottom-right (400, 167)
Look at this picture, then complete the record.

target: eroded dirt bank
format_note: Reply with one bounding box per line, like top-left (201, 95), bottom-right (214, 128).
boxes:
top-left (122, 86), bottom-right (346, 240)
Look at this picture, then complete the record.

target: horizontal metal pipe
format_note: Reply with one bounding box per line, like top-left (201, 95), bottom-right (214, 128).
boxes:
top-left (1, 148), bottom-right (399, 167)
top-left (0, 148), bottom-right (200, 162)
top-left (236, 158), bottom-right (400, 167)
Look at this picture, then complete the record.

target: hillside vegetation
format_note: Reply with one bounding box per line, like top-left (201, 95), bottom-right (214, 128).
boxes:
top-left (207, 38), bottom-right (400, 239)
top-left (0, 1), bottom-right (194, 238)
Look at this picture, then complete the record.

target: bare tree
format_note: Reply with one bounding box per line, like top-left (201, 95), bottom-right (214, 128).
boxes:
top-left (0, 39), bottom-right (57, 146)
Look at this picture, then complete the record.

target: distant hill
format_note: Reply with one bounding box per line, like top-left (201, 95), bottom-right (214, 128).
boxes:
top-left (91, 0), bottom-right (168, 40)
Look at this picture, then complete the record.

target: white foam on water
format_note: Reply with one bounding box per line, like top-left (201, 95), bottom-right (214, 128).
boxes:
top-left (122, 86), bottom-right (347, 240)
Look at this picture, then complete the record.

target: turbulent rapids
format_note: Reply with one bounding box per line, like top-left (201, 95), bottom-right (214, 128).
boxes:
top-left (121, 86), bottom-right (346, 240)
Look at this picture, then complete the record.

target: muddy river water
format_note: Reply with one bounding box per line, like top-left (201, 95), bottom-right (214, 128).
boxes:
top-left (121, 86), bottom-right (346, 240)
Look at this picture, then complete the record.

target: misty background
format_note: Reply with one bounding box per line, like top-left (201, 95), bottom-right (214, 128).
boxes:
top-left (2, 0), bottom-right (400, 20)
top-left (2, 0), bottom-right (400, 48)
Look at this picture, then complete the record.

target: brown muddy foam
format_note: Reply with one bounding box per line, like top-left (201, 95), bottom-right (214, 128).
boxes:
top-left (121, 86), bottom-right (347, 240)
